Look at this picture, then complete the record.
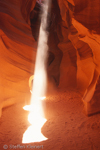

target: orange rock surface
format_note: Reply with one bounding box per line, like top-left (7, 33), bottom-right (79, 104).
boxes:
top-left (0, 0), bottom-right (36, 113)
top-left (0, 0), bottom-right (100, 116)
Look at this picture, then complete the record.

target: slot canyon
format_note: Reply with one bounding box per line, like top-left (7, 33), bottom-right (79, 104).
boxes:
top-left (0, 0), bottom-right (100, 149)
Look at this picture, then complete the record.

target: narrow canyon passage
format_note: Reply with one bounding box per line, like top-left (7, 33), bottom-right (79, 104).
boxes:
top-left (0, 0), bottom-right (100, 149)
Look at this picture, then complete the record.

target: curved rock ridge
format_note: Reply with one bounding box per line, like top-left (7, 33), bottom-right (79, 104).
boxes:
top-left (57, 0), bottom-right (100, 115)
top-left (0, 0), bottom-right (36, 115)
top-left (0, 0), bottom-right (100, 116)
top-left (72, 18), bottom-right (100, 115)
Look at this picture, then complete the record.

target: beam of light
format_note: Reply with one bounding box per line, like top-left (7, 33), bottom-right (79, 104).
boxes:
top-left (22, 0), bottom-right (51, 144)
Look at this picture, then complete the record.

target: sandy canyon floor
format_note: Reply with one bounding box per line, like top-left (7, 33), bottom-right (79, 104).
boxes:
top-left (0, 88), bottom-right (100, 150)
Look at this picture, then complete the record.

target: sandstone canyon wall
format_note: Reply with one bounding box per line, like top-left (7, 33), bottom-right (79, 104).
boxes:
top-left (0, 0), bottom-right (100, 116)
top-left (0, 0), bottom-right (36, 115)
top-left (57, 0), bottom-right (100, 115)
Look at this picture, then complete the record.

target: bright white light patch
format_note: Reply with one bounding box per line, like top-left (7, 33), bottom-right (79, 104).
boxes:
top-left (22, 115), bottom-right (47, 143)
top-left (22, 0), bottom-right (51, 144)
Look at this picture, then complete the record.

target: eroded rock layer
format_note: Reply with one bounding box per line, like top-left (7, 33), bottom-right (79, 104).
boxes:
top-left (57, 0), bottom-right (100, 115)
top-left (0, 0), bottom-right (100, 116)
top-left (0, 0), bottom-right (36, 111)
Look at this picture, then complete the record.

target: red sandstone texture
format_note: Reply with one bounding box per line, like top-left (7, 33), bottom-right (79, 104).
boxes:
top-left (0, 0), bottom-right (100, 149)
top-left (0, 0), bottom-right (36, 115)
top-left (57, 0), bottom-right (100, 115)
top-left (0, 0), bottom-right (100, 115)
